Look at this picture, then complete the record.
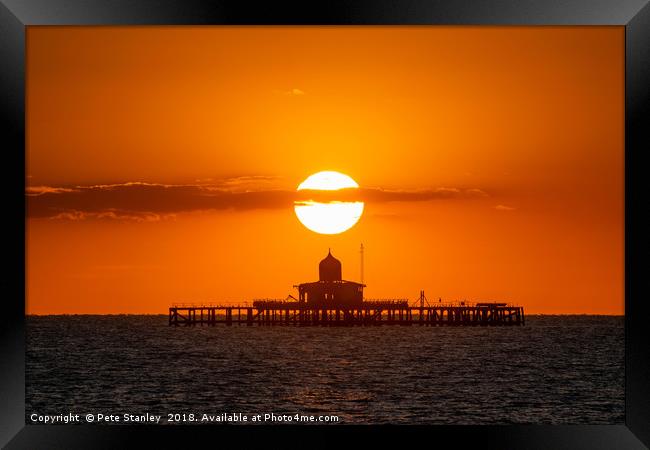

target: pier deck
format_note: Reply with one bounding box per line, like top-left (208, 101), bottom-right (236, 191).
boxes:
top-left (168, 302), bottom-right (524, 327)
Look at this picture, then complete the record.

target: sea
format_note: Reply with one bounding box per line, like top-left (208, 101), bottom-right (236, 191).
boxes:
top-left (26, 315), bottom-right (624, 425)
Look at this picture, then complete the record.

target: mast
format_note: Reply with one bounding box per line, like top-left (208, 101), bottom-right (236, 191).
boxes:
top-left (360, 243), bottom-right (364, 285)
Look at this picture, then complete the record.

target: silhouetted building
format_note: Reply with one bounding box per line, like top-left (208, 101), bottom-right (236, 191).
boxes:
top-left (295, 250), bottom-right (365, 307)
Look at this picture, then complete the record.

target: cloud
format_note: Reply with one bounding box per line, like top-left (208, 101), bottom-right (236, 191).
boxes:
top-left (50, 209), bottom-right (175, 222)
top-left (27, 182), bottom-right (295, 220)
top-left (495, 204), bottom-right (516, 211)
top-left (274, 88), bottom-right (306, 96)
top-left (27, 180), bottom-right (491, 221)
top-left (26, 186), bottom-right (79, 196)
top-left (200, 175), bottom-right (282, 192)
top-left (465, 188), bottom-right (489, 198)
top-left (295, 187), bottom-right (488, 203)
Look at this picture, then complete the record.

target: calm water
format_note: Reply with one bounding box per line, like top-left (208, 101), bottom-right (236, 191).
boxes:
top-left (26, 315), bottom-right (624, 424)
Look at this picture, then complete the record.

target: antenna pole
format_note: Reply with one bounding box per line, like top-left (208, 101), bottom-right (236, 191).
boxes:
top-left (360, 243), bottom-right (364, 285)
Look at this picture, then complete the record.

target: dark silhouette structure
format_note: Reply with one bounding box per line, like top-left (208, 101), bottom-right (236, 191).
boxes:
top-left (294, 250), bottom-right (364, 307)
top-left (168, 302), bottom-right (525, 327)
top-left (168, 249), bottom-right (525, 327)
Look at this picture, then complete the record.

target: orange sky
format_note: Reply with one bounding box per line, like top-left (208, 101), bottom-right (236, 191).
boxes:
top-left (26, 26), bottom-right (624, 314)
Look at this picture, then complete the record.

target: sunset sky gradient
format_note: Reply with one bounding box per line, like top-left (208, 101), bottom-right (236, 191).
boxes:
top-left (26, 26), bottom-right (624, 314)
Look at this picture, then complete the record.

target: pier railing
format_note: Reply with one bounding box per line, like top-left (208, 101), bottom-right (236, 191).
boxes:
top-left (171, 300), bottom-right (523, 309)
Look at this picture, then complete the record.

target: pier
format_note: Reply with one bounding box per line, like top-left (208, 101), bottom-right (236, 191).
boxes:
top-left (169, 251), bottom-right (524, 327)
top-left (168, 300), bottom-right (524, 327)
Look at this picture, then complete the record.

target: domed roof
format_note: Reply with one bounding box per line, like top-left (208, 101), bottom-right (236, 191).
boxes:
top-left (319, 249), bottom-right (342, 281)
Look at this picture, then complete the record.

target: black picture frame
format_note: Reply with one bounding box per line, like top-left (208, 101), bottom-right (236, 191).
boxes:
top-left (1, 1), bottom-right (649, 448)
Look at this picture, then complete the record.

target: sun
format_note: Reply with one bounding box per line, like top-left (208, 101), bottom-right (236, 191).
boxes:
top-left (294, 171), bottom-right (364, 235)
